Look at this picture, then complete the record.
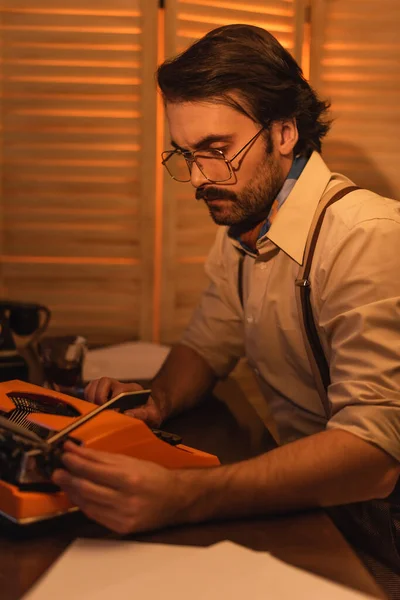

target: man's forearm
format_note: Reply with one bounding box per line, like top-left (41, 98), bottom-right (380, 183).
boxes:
top-left (176, 429), bottom-right (400, 523)
top-left (151, 343), bottom-right (217, 421)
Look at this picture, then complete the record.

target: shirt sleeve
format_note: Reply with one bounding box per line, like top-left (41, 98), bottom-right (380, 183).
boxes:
top-left (315, 215), bottom-right (400, 462)
top-left (180, 229), bottom-right (246, 378)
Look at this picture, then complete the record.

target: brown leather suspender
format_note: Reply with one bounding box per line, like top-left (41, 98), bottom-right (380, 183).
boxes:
top-left (294, 185), bottom-right (359, 413)
top-left (237, 184), bottom-right (359, 417)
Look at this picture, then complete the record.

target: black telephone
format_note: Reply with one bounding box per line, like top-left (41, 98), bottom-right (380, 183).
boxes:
top-left (0, 301), bottom-right (51, 383)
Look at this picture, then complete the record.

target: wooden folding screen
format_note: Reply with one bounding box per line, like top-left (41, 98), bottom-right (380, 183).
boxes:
top-left (0, 0), bottom-right (158, 344)
top-left (310, 0), bottom-right (400, 200)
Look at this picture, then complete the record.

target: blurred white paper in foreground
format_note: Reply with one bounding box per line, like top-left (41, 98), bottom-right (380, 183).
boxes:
top-left (83, 342), bottom-right (170, 382)
top-left (23, 538), bottom-right (374, 600)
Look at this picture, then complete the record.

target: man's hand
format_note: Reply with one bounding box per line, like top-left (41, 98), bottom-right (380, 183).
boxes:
top-left (84, 345), bottom-right (217, 428)
top-left (84, 378), bottom-right (164, 428)
top-left (52, 441), bottom-right (187, 534)
top-left (51, 430), bottom-right (400, 536)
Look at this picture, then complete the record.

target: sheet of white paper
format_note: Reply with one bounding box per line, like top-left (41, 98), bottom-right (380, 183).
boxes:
top-left (23, 538), bottom-right (374, 600)
top-left (24, 540), bottom-right (207, 600)
top-left (83, 342), bottom-right (170, 382)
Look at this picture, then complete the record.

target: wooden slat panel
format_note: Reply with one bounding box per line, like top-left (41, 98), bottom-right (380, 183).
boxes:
top-left (170, 0), bottom-right (297, 54)
top-left (2, 262), bottom-right (141, 345)
top-left (310, 0), bottom-right (400, 201)
top-left (161, 0), bottom-right (300, 344)
top-left (0, 0), bottom-right (158, 344)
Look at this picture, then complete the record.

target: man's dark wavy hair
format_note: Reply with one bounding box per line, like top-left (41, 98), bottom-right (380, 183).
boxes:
top-left (157, 24), bottom-right (331, 155)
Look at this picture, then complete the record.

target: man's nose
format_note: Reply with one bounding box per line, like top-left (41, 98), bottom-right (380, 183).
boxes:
top-left (190, 161), bottom-right (208, 188)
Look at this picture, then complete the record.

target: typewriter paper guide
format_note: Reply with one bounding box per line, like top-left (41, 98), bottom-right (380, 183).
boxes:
top-left (0, 380), bottom-right (219, 524)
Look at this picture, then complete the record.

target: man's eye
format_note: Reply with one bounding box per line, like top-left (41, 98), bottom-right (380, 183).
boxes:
top-left (204, 147), bottom-right (228, 156)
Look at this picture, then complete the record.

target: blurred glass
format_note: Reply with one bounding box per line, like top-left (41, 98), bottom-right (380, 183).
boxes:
top-left (38, 335), bottom-right (87, 396)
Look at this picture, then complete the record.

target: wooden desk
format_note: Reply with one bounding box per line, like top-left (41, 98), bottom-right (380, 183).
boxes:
top-left (0, 381), bottom-right (385, 600)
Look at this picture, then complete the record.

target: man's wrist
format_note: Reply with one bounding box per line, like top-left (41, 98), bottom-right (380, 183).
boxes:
top-left (172, 465), bottom-right (230, 525)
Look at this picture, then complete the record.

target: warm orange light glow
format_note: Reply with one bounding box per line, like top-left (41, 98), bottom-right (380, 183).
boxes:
top-left (178, 256), bottom-right (207, 265)
top-left (8, 158), bottom-right (140, 167)
top-left (301, 22), bottom-right (311, 80)
top-left (322, 73), bottom-right (391, 82)
top-left (7, 42), bottom-right (142, 52)
top-left (178, 13), bottom-right (293, 33)
top-left (1, 256), bottom-right (139, 266)
top-left (14, 109), bottom-right (140, 119)
top-left (152, 8), bottom-right (165, 343)
top-left (2, 25), bottom-right (141, 35)
top-left (9, 222), bottom-right (135, 232)
top-left (322, 58), bottom-right (396, 67)
top-left (14, 173), bottom-right (139, 184)
top-left (177, 28), bottom-right (292, 49)
top-left (8, 126), bottom-right (140, 135)
top-left (325, 43), bottom-right (399, 51)
top-left (9, 76), bottom-right (142, 86)
top-left (8, 142), bottom-right (141, 152)
top-left (2, 92), bottom-right (141, 103)
top-left (5, 207), bottom-right (138, 217)
top-left (2, 8), bottom-right (141, 17)
top-left (8, 59), bottom-right (142, 69)
top-left (178, 0), bottom-right (293, 18)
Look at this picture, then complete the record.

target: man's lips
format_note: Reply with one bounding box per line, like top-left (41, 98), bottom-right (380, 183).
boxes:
top-left (206, 197), bottom-right (231, 202)
top-left (196, 187), bottom-right (237, 202)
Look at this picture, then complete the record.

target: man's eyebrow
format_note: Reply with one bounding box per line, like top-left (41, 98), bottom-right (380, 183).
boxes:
top-left (170, 134), bottom-right (235, 152)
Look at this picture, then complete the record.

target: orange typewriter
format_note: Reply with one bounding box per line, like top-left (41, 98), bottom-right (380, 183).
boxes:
top-left (0, 380), bottom-right (219, 525)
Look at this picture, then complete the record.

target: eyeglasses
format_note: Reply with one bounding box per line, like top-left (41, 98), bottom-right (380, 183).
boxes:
top-left (161, 127), bottom-right (265, 184)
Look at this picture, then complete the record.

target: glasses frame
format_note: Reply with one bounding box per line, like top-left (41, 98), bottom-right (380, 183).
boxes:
top-left (161, 126), bottom-right (266, 184)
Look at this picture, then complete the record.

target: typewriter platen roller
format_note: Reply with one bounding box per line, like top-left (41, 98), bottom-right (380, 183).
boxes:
top-left (0, 380), bottom-right (219, 524)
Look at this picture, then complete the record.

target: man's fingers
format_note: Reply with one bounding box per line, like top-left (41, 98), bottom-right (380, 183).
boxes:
top-left (59, 454), bottom-right (123, 489)
top-left (63, 441), bottom-right (132, 466)
top-left (62, 440), bottom-right (108, 462)
top-left (125, 403), bottom-right (161, 427)
top-left (125, 406), bottom-right (151, 421)
top-left (84, 378), bottom-right (145, 406)
top-left (84, 378), bottom-right (113, 404)
top-left (52, 468), bottom-right (118, 507)
top-left (83, 379), bottom-right (98, 403)
top-left (60, 446), bottom-right (138, 489)
top-left (96, 378), bottom-right (119, 404)
top-left (62, 441), bottom-right (122, 466)
top-left (53, 471), bottom-right (129, 532)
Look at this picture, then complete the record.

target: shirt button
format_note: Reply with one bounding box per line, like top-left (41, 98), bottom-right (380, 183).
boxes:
top-left (254, 368), bottom-right (260, 377)
top-left (246, 316), bottom-right (254, 324)
top-left (258, 262), bottom-right (268, 270)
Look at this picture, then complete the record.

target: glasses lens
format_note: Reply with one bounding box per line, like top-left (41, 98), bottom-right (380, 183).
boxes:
top-left (162, 149), bottom-right (232, 183)
top-left (162, 151), bottom-right (191, 182)
top-left (194, 150), bottom-right (231, 182)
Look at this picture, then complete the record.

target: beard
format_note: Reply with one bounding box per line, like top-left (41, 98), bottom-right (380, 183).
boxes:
top-left (195, 149), bottom-right (284, 228)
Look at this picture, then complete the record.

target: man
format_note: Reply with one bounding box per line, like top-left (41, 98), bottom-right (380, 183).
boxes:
top-left (53, 25), bottom-right (400, 594)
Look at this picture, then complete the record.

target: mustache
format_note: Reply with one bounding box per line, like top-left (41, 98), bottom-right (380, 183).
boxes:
top-left (196, 186), bottom-right (237, 202)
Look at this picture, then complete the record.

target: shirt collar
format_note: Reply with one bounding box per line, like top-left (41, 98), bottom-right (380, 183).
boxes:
top-left (260, 151), bottom-right (332, 265)
top-left (258, 154), bottom-right (308, 238)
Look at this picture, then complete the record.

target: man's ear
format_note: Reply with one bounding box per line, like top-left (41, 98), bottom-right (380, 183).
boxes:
top-left (274, 119), bottom-right (299, 156)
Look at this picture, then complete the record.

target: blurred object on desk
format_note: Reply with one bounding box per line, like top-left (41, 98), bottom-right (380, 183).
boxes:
top-left (0, 301), bottom-right (51, 383)
top-left (83, 341), bottom-right (170, 382)
top-left (38, 335), bottom-right (87, 395)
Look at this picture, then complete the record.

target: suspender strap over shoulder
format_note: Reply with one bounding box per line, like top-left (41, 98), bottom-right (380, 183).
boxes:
top-left (295, 184), bottom-right (359, 415)
top-left (237, 249), bottom-right (245, 309)
top-left (236, 183), bottom-right (359, 417)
